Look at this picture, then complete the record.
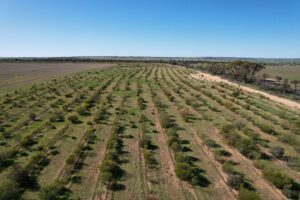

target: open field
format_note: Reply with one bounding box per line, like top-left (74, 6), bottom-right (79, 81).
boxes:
top-left (259, 65), bottom-right (300, 81)
top-left (0, 63), bottom-right (300, 200)
top-left (0, 63), bottom-right (113, 93)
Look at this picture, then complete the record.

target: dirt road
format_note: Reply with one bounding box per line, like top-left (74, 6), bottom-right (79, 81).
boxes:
top-left (190, 71), bottom-right (300, 110)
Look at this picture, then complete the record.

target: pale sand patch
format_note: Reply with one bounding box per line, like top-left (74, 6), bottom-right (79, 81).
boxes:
top-left (190, 71), bottom-right (300, 110)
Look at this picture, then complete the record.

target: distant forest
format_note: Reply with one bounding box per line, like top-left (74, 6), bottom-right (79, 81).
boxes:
top-left (1, 56), bottom-right (300, 65)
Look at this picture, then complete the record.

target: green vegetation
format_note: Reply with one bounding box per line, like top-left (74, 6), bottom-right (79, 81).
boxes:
top-left (0, 63), bottom-right (299, 199)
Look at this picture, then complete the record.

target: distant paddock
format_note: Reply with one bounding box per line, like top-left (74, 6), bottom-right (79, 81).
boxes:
top-left (0, 62), bottom-right (114, 93)
top-left (259, 65), bottom-right (300, 81)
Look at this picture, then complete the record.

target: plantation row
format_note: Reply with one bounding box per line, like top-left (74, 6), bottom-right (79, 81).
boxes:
top-left (0, 64), bottom-right (299, 200)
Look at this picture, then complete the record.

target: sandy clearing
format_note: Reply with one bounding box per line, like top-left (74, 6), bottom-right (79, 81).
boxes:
top-left (190, 71), bottom-right (300, 110)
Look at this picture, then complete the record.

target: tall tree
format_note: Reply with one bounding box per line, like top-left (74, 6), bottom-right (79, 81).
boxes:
top-left (229, 61), bottom-right (265, 82)
top-left (282, 79), bottom-right (289, 93)
top-left (291, 80), bottom-right (300, 95)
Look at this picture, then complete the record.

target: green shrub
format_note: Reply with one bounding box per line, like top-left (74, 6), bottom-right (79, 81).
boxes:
top-left (39, 181), bottom-right (64, 200)
top-left (68, 115), bottom-right (79, 124)
top-left (49, 112), bottom-right (65, 122)
top-left (160, 114), bottom-right (172, 128)
top-left (222, 161), bottom-right (235, 174)
top-left (0, 150), bottom-right (14, 168)
top-left (262, 167), bottom-right (292, 189)
top-left (100, 160), bottom-right (122, 184)
top-left (140, 137), bottom-right (152, 149)
top-left (258, 124), bottom-right (276, 135)
top-left (0, 180), bottom-right (19, 200)
top-left (76, 106), bottom-right (90, 116)
top-left (227, 174), bottom-right (244, 190)
top-left (271, 146), bottom-right (285, 159)
top-left (10, 165), bottom-right (37, 189)
top-left (287, 157), bottom-right (300, 171)
top-left (204, 138), bottom-right (219, 148)
top-left (175, 162), bottom-right (193, 181)
top-left (29, 113), bottom-right (37, 121)
top-left (166, 127), bottom-right (178, 137)
top-left (167, 136), bottom-right (180, 147)
top-left (20, 135), bottom-right (35, 147)
top-left (174, 153), bottom-right (193, 165)
top-left (144, 151), bottom-right (157, 167)
top-left (278, 134), bottom-right (299, 146)
top-left (238, 187), bottom-right (261, 200)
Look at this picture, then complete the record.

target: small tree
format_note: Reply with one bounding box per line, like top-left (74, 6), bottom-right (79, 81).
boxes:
top-left (291, 80), bottom-right (299, 95)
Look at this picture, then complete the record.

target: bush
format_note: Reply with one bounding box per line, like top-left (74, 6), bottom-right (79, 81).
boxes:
top-left (238, 187), bottom-right (261, 200)
top-left (204, 138), bottom-right (219, 148)
top-left (0, 151), bottom-right (14, 168)
top-left (160, 114), bottom-right (172, 129)
top-left (49, 112), bottom-right (65, 123)
top-left (262, 168), bottom-right (292, 189)
top-left (144, 151), bottom-right (157, 167)
top-left (170, 142), bottom-right (182, 152)
top-left (76, 106), bottom-right (90, 116)
top-left (30, 152), bottom-right (49, 167)
top-left (20, 135), bottom-right (35, 147)
top-left (278, 134), bottom-right (298, 146)
top-left (10, 165), bottom-right (37, 189)
top-left (68, 115), bottom-right (79, 124)
top-left (29, 113), bottom-right (37, 121)
top-left (271, 146), bottom-right (285, 159)
top-left (39, 181), bottom-right (64, 200)
top-left (94, 108), bottom-right (108, 123)
top-left (140, 137), bottom-right (152, 149)
top-left (174, 153), bottom-right (193, 165)
top-left (180, 107), bottom-right (191, 122)
top-left (258, 124), bottom-right (276, 135)
top-left (167, 136), bottom-right (180, 147)
top-left (166, 127), bottom-right (178, 137)
top-left (222, 161), bottom-right (235, 174)
top-left (227, 174), bottom-right (244, 190)
top-left (0, 180), bottom-right (19, 200)
top-left (175, 162), bottom-right (193, 181)
top-left (287, 157), bottom-right (300, 171)
top-left (100, 160), bottom-right (122, 183)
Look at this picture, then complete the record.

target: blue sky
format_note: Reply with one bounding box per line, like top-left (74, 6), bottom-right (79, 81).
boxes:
top-left (0, 0), bottom-right (299, 58)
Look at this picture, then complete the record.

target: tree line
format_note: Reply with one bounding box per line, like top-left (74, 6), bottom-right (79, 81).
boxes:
top-left (187, 61), bottom-right (300, 97)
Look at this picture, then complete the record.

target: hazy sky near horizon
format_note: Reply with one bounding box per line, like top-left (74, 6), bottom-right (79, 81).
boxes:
top-left (0, 0), bottom-right (299, 58)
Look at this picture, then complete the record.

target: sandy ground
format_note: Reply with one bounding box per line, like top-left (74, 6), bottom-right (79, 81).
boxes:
top-left (190, 71), bottom-right (300, 110)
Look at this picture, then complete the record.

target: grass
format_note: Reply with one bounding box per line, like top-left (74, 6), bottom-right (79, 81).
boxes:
top-left (259, 65), bottom-right (300, 81)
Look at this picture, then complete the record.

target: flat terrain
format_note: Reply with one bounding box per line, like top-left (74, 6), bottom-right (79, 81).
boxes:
top-left (0, 62), bottom-right (113, 93)
top-left (259, 65), bottom-right (300, 81)
top-left (0, 64), bottom-right (300, 200)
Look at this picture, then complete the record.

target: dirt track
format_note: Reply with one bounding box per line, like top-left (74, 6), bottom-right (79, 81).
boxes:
top-left (190, 71), bottom-right (300, 110)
